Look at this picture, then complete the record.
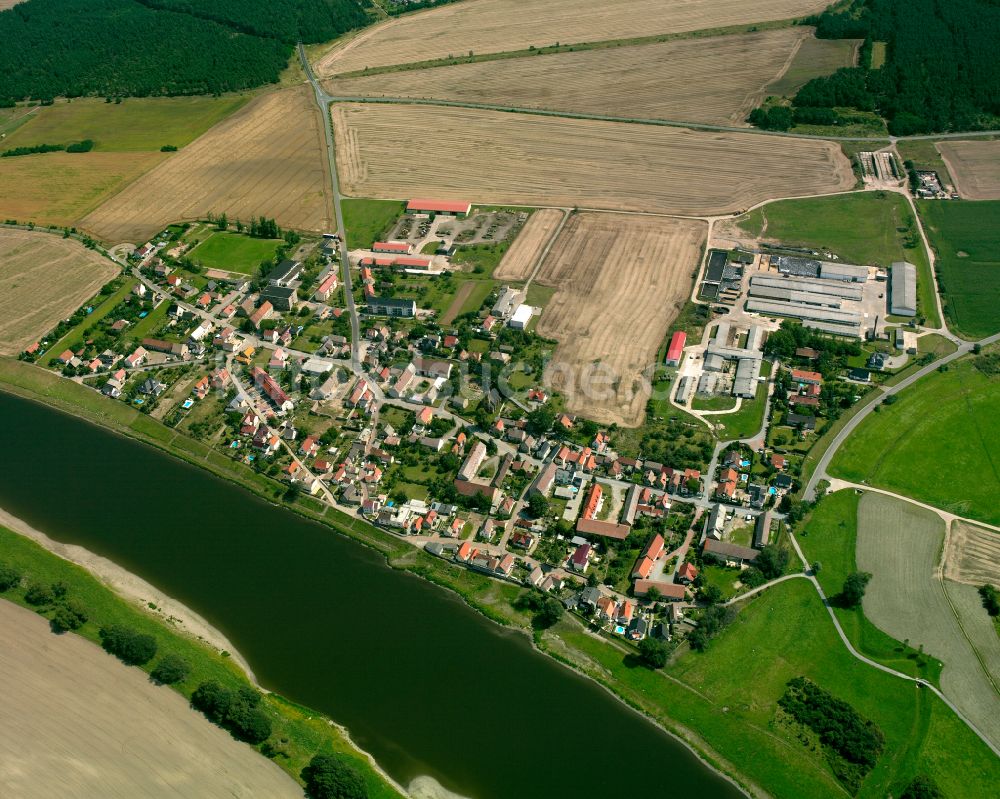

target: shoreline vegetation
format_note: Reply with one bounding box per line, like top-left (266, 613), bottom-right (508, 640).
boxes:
top-left (0, 520), bottom-right (408, 799)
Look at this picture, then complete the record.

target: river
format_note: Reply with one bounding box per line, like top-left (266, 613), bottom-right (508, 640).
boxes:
top-left (0, 391), bottom-right (742, 799)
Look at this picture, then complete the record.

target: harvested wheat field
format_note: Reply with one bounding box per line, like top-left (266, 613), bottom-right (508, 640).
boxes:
top-left (318, 0), bottom-right (830, 76)
top-left (328, 28), bottom-right (810, 126)
top-left (494, 208), bottom-right (565, 281)
top-left (0, 601), bottom-right (300, 799)
top-left (534, 213), bottom-right (705, 427)
top-left (937, 140), bottom-right (1000, 200)
top-left (944, 519), bottom-right (1000, 585)
top-left (764, 34), bottom-right (860, 97)
top-left (83, 86), bottom-right (333, 244)
top-left (0, 229), bottom-right (118, 355)
top-left (856, 492), bottom-right (1000, 750)
top-left (333, 104), bottom-right (853, 216)
top-left (0, 151), bottom-right (165, 228)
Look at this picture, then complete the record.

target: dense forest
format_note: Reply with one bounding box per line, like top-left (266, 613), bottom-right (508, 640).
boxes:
top-left (0, 0), bottom-right (370, 101)
top-left (793, 0), bottom-right (1000, 134)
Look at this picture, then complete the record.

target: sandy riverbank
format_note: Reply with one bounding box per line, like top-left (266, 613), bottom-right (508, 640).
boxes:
top-left (0, 506), bottom-right (256, 679)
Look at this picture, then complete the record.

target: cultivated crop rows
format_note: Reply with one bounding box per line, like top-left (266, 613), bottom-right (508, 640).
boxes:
top-left (944, 520), bottom-right (1000, 585)
top-left (0, 229), bottom-right (118, 354)
top-left (533, 213), bottom-right (706, 427)
top-left (84, 87), bottom-right (334, 244)
top-left (856, 493), bottom-right (1000, 750)
top-left (318, 0), bottom-right (830, 76)
top-left (494, 208), bottom-right (564, 281)
top-left (937, 140), bottom-right (1000, 200)
top-left (328, 28), bottom-right (808, 127)
top-left (332, 104), bottom-right (854, 217)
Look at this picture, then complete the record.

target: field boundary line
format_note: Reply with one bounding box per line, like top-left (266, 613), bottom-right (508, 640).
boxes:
top-left (524, 208), bottom-right (569, 290)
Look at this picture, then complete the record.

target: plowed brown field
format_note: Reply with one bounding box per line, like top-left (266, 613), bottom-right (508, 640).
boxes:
top-left (83, 87), bottom-right (333, 243)
top-left (327, 28), bottom-right (807, 126)
top-left (944, 520), bottom-right (1000, 585)
top-left (0, 229), bottom-right (118, 355)
top-left (534, 213), bottom-right (706, 427)
top-left (494, 208), bottom-right (564, 281)
top-left (937, 140), bottom-right (1000, 200)
top-left (332, 104), bottom-right (854, 216)
top-left (317, 0), bottom-right (830, 76)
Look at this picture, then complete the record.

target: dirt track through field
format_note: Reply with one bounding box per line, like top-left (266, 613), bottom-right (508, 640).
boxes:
top-left (494, 208), bottom-right (564, 282)
top-left (856, 493), bottom-right (1000, 750)
top-left (944, 520), bottom-right (1000, 585)
top-left (332, 104), bottom-right (854, 217)
top-left (0, 600), bottom-right (300, 799)
top-left (83, 87), bottom-right (333, 243)
top-left (937, 140), bottom-right (1000, 200)
top-left (535, 213), bottom-right (706, 427)
top-left (0, 229), bottom-right (118, 355)
top-left (327, 28), bottom-right (808, 126)
top-left (317, 0), bottom-right (830, 76)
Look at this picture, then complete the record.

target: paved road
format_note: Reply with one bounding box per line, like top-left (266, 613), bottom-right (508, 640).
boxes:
top-left (322, 94), bottom-right (1000, 144)
top-left (803, 331), bottom-right (1000, 501)
top-left (300, 44), bottom-right (362, 371)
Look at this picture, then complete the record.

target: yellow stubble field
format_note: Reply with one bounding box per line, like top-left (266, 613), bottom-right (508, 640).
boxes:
top-left (332, 103), bottom-right (855, 217)
top-left (534, 213), bottom-right (707, 427)
top-left (317, 0), bottom-right (831, 75)
top-left (327, 28), bottom-right (810, 127)
top-left (82, 86), bottom-right (333, 243)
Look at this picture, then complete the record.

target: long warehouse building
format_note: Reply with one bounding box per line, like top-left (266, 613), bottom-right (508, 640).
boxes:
top-left (890, 261), bottom-right (917, 317)
top-left (746, 298), bottom-right (863, 327)
top-left (750, 274), bottom-right (863, 301)
top-left (748, 284), bottom-right (844, 309)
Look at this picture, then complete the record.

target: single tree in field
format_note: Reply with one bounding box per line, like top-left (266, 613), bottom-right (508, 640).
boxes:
top-left (302, 753), bottom-right (368, 799)
top-left (839, 571), bottom-right (872, 608)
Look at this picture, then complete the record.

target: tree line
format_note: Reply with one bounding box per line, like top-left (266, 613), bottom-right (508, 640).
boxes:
top-left (0, 0), bottom-right (370, 102)
top-left (791, 0), bottom-right (1000, 134)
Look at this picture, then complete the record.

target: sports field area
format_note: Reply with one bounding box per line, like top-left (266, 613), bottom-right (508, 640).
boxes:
top-left (0, 229), bottom-right (119, 355)
top-left (333, 104), bottom-right (854, 217)
top-left (0, 96), bottom-right (247, 152)
top-left (327, 28), bottom-right (811, 126)
top-left (856, 492), bottom-right (1000, 750)
top-left (535, 213), bottom-right (706, 427)
top-left (937, 140), bottom-right (1000, 200)
top-left (736, 191), bottom-right (940, 327)
top-left (317, 0), bottom-right (830, 75)
top-left (187, 231), bottom-right (283, 274)
top-left (829, 357), bottom-right (1000, 526)
top-left (83, 86), bottom-right (334, 244)
top-left (916, 200), bottom-right (1000, 338)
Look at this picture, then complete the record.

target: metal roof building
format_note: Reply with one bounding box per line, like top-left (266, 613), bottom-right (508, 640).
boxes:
top-left (750, 274), bottom-right (863, 301)
top-left (746, 298), bottom-right (862, 327)
top-left (890, 261), bottom-right (917, 317)
top-left (819, 262), bottom-right (869, 282)
top-left (733, 357), bottom-right (760, 398)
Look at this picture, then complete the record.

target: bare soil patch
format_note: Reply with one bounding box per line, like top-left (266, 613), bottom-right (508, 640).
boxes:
top-left (494, 208), bottom-right (564, 282)
top-left (440, 280), bottom-right (478, 325)
top-left (332, 104), bottom-right (854, 216)
top-left (0, 600), bottom-right (300, 799)
top-left (534, 213), bottom-right (706, 427)
top-left (0, 229), bottom-right (118, 354)
top-left (83, 86), bottom-right (333, 243)
top-left (317, 0), bottom-right (830, 76)
top-left (328, 28), bottom-right (808, 127)
top-left (937, 140), bottom-right (1000, 200)
top-left (944, 519), bottom-right (1000, 586)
